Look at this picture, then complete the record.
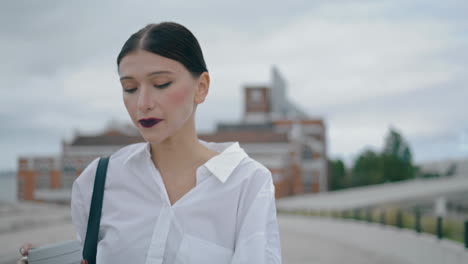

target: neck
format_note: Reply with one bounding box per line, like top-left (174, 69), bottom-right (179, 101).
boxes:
top-left (149, 114), bottom-right (217, 175)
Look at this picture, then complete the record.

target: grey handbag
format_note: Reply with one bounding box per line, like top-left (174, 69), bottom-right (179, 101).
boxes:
top-left (21, 156), bottom-right (110, 264)
top-left (27, 240), bottom-right (82, 264)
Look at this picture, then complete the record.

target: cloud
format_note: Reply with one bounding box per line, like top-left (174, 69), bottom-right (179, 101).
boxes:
top-left (0, 0), bottom-right (467, 171)
top-left (268, 3), bottom-right (464, 107)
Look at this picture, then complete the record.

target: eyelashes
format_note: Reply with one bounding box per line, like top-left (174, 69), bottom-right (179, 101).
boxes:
top-left (124, 88), bottom-right (137, 93)
top-left (123, 82), bottom-right (172, 94)
top-left (155, 82), bottom-right (172, 89)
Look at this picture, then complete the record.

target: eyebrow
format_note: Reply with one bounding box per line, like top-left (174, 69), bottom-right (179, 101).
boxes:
top-left (120, 70), bottom-right (173, 81)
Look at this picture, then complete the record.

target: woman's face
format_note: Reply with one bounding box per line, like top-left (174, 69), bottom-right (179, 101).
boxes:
top-left (118, 49), bottom-right (207, 144)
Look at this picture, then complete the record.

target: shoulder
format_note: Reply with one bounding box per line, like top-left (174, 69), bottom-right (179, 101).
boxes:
top-left (72, 142), bottom-right (146, 192)
top-left (237, 156), bottom-right (272, 182)
top-left (109, 142), bottom-right (147, 164)
top-left (232, 156), bottom-right (274, 197)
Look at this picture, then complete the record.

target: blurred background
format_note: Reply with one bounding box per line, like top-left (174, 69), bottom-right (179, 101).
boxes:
top-left (0, 0), bottom-right (467, 263)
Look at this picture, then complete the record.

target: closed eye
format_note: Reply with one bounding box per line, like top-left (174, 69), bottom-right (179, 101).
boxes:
top-left (123, 88), bottom-right (137, 93)
top-left (123, 81), bottom-right (172, 93)
top-left (154, 82), bottom-right (172, 89)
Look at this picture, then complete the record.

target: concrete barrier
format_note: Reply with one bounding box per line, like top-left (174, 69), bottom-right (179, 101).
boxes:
top-left (281, 214), bottom-right (468, 264)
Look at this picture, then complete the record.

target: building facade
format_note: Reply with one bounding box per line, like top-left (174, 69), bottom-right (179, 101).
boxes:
top-left (17, 66), bottom-right (328, 202)
top-left (17, 156), bottom-right (62, 202)
top-left (199, 66), bottom-right (327, 197)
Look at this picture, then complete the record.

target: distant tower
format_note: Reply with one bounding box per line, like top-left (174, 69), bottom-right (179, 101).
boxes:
top-left (270, 66), bottom-right (309, 120)
top-left (243, 86), bottom-right (270, 124)
top-left (270, 66), bottom-right (288, 120)
top-left (243, 66), bottom-right (309, 123)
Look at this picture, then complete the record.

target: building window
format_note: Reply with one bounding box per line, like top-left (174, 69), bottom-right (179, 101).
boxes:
top-left (302, 145), bottom-right (313, 159)
top-left (250, 89), bottom-right (263, 103)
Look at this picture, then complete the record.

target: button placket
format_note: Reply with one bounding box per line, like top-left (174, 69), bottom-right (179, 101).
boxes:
top-left (144, 206), bottom-right (174, 264)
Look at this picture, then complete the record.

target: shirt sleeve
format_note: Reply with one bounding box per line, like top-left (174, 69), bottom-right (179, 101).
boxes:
top-left (71, 178), bottom-right (86, 245)
top-left (70, 157), bottom-right (100, 247)
top-left (231, 169), bottom-right (282, 264)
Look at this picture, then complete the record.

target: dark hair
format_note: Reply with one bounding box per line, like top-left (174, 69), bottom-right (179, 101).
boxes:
top-left (117, 22), bottom-right (208, 77)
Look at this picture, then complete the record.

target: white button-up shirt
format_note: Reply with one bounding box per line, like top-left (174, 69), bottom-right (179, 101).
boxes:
top-left (71, 139), bottom-right (282, 264)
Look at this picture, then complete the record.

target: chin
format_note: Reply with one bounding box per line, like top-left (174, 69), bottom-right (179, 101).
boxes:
top-left (141, 134), bottom-right (164, 144)
top-left (140, 131), bottom-right (170, 145)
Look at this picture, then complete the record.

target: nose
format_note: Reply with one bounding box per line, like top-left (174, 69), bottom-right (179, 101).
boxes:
top-left (137, 85), bottom-right (155, 113)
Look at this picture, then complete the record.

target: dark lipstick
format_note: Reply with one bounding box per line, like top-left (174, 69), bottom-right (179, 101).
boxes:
top-left (138, 118), bottom-right (163, 128)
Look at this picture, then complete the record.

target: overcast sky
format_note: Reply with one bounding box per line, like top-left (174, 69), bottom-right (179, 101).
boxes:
top-left (1, 0), bottom-right (467, 172)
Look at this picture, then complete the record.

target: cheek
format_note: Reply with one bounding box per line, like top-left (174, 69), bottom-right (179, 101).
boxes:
top-left (168, 87), bottom-right (191, 105)
top-left (123, 97), bottom-right (135, 115)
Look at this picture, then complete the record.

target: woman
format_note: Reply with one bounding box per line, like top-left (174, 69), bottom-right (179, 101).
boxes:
top-left (20, 21), bottom-right (282, 264)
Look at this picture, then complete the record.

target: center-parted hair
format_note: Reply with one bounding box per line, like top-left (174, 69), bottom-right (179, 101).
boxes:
top-left (117, 22), bottom-right (208, 78)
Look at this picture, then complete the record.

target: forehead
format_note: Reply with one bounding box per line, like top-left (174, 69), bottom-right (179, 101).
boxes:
top-left (118, 50), bottom-right (185, 78)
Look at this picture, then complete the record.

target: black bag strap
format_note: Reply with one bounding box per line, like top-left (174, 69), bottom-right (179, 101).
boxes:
top-left (82, 156), bottom-right (110, 264)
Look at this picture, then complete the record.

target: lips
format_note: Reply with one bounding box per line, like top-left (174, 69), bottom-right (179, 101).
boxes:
top-left (138, 118), bottom-right (163, 128)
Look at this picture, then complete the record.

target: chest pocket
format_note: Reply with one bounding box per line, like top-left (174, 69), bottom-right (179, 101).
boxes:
top-left (175, 234), bottom-right (234, 264)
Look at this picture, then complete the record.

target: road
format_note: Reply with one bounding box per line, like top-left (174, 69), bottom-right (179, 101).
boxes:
top-left (278, 214), bottom-right (410, 264)
top-left (0, 213), bottom-right (410, 264)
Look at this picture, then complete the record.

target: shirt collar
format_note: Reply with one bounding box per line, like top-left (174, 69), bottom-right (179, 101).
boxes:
top-left (123, 139), bottom-right (248, 183)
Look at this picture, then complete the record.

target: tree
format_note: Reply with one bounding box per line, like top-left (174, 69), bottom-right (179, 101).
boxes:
top-left (351, 149), bottom-right (385, 186)
top-left (329, 159), bottom-right (347, 190)
top-left (349, 127), bottom-right (416, 188)
top-left (382, 153), bottom-right (414, 182)
top-left (382, 128), bottom-right (415, 182)
top-left (383, 128), bottom-right (413, 163)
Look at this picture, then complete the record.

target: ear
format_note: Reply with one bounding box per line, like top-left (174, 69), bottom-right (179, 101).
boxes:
top-left (194, 72), bottom-right (210, 104)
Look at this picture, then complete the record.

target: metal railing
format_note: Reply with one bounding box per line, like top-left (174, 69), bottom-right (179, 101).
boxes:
top-left (278, 207), bottom-right (468, 249)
